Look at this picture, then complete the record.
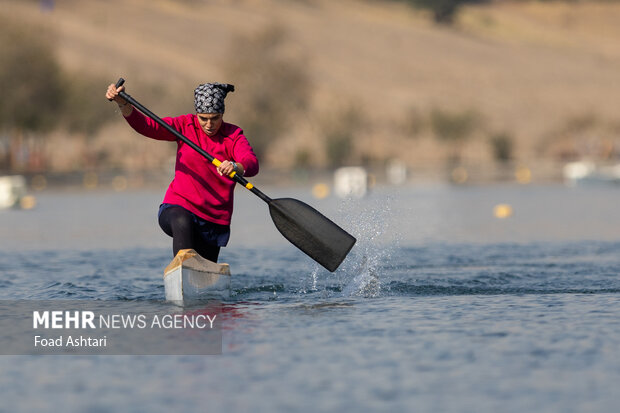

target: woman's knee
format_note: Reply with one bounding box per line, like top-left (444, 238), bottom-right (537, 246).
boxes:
top-left (160, 207), bottom-right (194, 235)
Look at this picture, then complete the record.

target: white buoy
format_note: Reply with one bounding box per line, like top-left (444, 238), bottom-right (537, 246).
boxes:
top-left (0, 175), bottom-right (27, 209)
top-left (563, 161), bottom-right (595, 186)
top-left (334, 167), bottom-right (368, 199)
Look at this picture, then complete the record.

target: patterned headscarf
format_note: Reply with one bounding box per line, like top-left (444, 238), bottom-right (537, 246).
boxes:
top-left (194, 83), bottom-right (235, 114)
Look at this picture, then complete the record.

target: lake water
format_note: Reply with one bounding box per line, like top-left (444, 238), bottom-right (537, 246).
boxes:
top-left (1, 183), bottom-right (620, 412)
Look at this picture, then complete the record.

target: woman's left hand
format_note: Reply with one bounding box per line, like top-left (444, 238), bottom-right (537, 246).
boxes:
top-left (217, 161), bottom-right (243, 177)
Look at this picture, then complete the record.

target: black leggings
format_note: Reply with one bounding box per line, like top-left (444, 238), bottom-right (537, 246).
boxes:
top-left (158, 206), bottom-right (220, 262)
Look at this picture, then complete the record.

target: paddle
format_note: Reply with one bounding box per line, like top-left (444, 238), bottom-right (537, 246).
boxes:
top-left (111, 78), bottom-right (356, 272)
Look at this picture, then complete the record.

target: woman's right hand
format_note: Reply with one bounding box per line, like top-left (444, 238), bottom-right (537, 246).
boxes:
top-left (106, 83), bottom-right (133, 116)
top-left (105, 83), bottom-right (127, 105)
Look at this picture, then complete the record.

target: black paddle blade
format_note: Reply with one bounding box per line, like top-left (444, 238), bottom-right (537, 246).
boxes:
top-left (268, 198), bottom-right (356, 272)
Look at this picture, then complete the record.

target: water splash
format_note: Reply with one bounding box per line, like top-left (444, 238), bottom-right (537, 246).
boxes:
top-left (340, 255), bottom-right (381, 297)
top-left (294, 189), bottom-right (402, 298)
top-left (335, 191), bottom-right (402, 297)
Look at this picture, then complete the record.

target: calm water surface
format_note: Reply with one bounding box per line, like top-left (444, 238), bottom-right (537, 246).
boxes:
top-left (1, 184), bottom-right (619, 412)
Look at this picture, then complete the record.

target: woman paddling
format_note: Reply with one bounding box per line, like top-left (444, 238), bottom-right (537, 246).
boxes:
top-left (106, 82), bottom-right (259, 263)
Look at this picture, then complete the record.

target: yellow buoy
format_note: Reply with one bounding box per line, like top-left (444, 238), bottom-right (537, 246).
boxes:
top-left (493, 203), bottom-right (513, 219)
top-left (312, 183), bottom-right (330, 199)
top-left (20, 195), bottom-right (37, 210)
top-left (451, 166), bottom-right (468, 184)
top-left (83, 172), bottom-right (98, 189)
top-left (112, 175), bottom-right (128, 192)
top-left (515, 166), bottom-right (531, 184)
top-left (367, 174), bottom-right (377, 189)
top-left (31, 175), bottom-right (47, 191)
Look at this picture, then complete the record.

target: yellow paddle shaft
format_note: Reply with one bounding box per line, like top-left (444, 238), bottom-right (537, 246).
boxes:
top-left (211, 158), bottom-right (254, 190)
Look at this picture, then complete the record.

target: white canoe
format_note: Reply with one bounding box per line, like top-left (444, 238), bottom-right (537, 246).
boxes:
top-left (163, 249), bottom-right (231, 302)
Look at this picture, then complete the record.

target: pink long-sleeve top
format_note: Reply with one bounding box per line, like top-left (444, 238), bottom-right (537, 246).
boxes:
top-left (124, 109), bottom-right (259, 225)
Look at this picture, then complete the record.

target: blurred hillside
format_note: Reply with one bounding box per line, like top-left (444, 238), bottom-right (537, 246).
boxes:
top-left (2, 0), bottom-right (620, 182)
